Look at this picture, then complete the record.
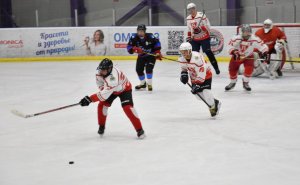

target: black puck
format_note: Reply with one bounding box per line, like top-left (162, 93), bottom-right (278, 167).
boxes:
top-left (69, 161), bottom-right (74, 164)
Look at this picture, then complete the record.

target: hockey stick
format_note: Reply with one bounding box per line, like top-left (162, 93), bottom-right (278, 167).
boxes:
top-left (241, 57), bottom-right (300, 63)
top-left (143, 52), bottom-right (180, 63)
top-left (187, 82), bottom-right (211, 108)
top-left (256, 58), bottom-right (300, 63)
top-left (11, 103), bottom-right (80, 118)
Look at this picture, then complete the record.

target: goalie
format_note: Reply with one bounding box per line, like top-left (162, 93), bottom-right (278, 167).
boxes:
top-left (253, 19), bottom-right (287, 78)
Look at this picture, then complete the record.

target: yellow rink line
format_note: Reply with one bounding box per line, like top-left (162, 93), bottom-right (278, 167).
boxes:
top-left (0, 56), bottom-right (232, 63)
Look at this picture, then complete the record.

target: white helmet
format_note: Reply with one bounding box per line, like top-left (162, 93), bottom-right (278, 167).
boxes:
top-left (263, 19), bottom-right (273, 33)
top-left (179, 42), bottom-right (192, 52)
top-left (187, 3), bottom-right (196, 10)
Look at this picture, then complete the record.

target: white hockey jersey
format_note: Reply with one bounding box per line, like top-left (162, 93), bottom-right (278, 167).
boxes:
top-left (186, 12), bottom-right (211, 41)
top-left (92, 67), bottom-right (131, 102)
top-left (228, 34), bottom-right (268, 58)
top-left (179, 51), bottom-right (212, 84)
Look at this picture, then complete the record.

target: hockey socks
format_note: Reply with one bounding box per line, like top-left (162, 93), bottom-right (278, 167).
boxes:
top-left (97, 102), bottom-right (110, 126)
top-left (123, 105), bottom-right (143, 131)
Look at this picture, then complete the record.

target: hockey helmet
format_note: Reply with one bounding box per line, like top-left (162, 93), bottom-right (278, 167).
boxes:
top-left (179, 42), bottom-right (192, 51)
top-left (241, 24), bottom-right (252, 39)
top-left (137, 24), bottom-right (146, 31)
top-left (179, 42), bottom-right (192, 57)
top-left (263, 19), bottom-right (273, 33)
top-left (187, 3), bottom-right (196, 10)
top-left (97, 58), bottom-right (113, 77)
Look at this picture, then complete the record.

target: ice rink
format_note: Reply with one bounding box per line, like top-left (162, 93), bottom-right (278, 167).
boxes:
top-left (1, 61), bottom-right (300, 185)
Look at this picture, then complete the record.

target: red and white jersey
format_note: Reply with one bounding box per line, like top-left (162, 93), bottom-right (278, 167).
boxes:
top-left (228, 34), bottom-right (268, 57)
top-left (91, 67), bottom-right (132, 102)
top-left (255, 26), bottom-right (287, 52)
top-left (187, 12), bottom-right (211, 41)
top-left (179, 51), bottom-right (212, 84)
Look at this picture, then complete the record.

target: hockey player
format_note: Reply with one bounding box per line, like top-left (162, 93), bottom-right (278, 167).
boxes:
top-left (186, 3), bottom-right (220, 75)
top-left (254, 19), bottom-right (287, 78)
top-left (226, 24), bottom-right (268, 91)
top-left (178, 42), bottom-right (221, 117)
top-left (79, 58), bottom-right (145, 139)
top-left (127, 24), bottom-right (162, 91)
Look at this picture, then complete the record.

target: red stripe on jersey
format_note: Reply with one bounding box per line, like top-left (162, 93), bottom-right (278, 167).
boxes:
top-left (90, 93), bottom-right (100, 102)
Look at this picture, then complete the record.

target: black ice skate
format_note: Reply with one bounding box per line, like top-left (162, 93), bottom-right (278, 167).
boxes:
top-left (225, 82), bottom-right (236, 91)
top-left (135, 82), bottom-right (146, 90)
top-left (98, 125), bottom-right (105, 136)
top-left (243, 82), bottom-right (251, 91)
top-left (209, 99), bottom-right (221, 117)
top-left (276, 68), bottom-right (283, 77)
top-left (137, 129), bottom-right (145, 139)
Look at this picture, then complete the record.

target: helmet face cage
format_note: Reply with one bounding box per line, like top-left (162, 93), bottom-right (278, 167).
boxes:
top-left (263, 19), bottom-right (273, 29)
top-left (241, 24), bottom-right (252, 39)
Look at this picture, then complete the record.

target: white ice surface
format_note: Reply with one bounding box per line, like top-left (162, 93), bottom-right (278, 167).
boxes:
top-left (0, 61), bottom-right (300, 185)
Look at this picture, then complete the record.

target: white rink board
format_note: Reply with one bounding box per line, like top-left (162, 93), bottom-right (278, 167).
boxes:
top-left (1, 61), bottom-right (300, 185)
top-left (0, 26), bottom-right (240, 58)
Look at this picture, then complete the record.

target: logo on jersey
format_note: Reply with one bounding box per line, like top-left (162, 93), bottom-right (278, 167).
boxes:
top-left (110, 75), bottom-right (115, 81)
top-left (209, 29), bottom-right (224, 55)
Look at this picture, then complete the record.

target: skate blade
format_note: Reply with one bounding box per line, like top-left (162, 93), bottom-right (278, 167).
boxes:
top-left (137, 134), bottom-right (146, 140)
top-left (135, 88), bottom-right (146, 91)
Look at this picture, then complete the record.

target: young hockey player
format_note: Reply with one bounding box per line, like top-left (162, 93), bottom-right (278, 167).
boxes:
top-left (254, 19), bottom-right (287, 78)
top-left (178, 42), bottom-right (221, 117)
top-left (186, 2), bottom-right (220, 75)
top-left (127, 24), bottom-right (162, 91)
top-left (79, 58), bottom-right (145, 139)
top-left (226, 24), bottom-right (268, 91)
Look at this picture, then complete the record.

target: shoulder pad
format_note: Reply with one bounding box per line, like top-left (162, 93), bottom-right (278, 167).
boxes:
top-left (146, 33), bottom-right (155, 38)
top-left (130, 34), bottom-right (137, 39)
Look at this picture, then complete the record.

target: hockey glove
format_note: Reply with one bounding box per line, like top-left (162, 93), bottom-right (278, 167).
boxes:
top-left (231, 50), bottom-right (240, 60)
top-left (180, 71), bottom-right (189, 84)
top-left (261, 52), bottom-right (269, 62)
top-left (191, 84), bottom-right (201, 94)
top-left (132, 46), bottom-right (143, 54)
top-left (155, 51), bottom-right (162, 60)
top-left (277, 39), bottom-right (286, 45)
top-left (80, 96), bottom-right (92, 106)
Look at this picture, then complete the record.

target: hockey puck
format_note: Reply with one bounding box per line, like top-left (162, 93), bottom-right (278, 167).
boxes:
top-left (69, 161), bottom-right (74, 164)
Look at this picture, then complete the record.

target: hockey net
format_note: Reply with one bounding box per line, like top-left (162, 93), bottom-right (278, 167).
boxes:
top-left (236, 23), bottom-right (300, 72)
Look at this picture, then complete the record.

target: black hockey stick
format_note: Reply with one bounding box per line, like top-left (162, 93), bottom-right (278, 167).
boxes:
top-left (187, 82), bottom-right (211, 108)
top-left (11, 103), bottom-right (80, 118)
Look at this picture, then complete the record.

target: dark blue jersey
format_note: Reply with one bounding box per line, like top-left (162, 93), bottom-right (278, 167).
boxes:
top-left (127, 33), bottom-right (161, 57)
